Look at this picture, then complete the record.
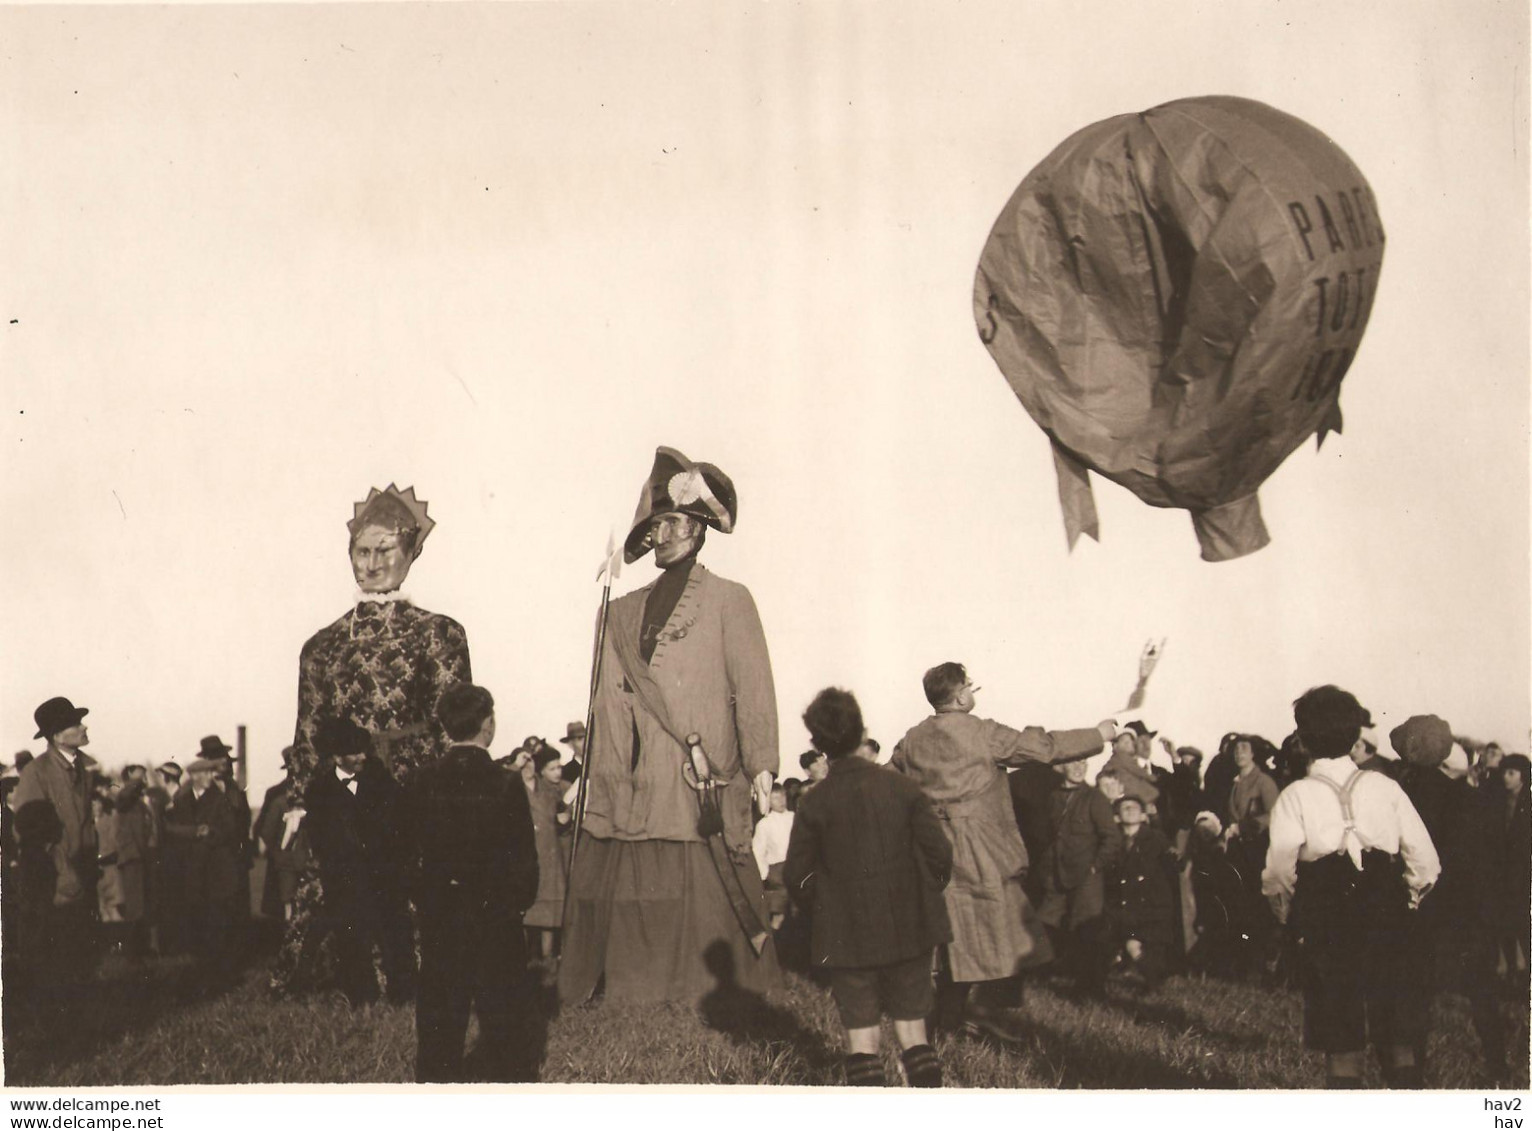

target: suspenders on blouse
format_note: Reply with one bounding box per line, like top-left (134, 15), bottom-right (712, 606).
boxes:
top-left (1308, 768), bottom-right (1372, 862)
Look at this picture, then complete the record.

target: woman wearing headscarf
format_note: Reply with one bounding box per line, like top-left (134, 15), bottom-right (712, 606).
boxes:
top-left (270, 484), bottom-right (471, 996)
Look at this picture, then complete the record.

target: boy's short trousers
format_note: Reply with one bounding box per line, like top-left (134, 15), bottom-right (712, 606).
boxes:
top-left (1294, 850), bottom-right (1416, 1053)
top-left (828, 951), bottom-right (935, 1029)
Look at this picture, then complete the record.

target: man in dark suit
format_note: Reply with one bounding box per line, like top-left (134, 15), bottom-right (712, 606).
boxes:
top-left (163, 756), bottom-right (241, 990)
top-left (401, 682), bottom-right (539, 1083)
top-left (304, 718), bottom-right (415, 1006)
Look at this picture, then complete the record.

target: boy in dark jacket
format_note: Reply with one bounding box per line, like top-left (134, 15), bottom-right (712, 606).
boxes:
top-left (784, 688), bottom-right (953, 1087)
top-left (1106, 795), bottom-right (1177, 989)
top-left (400, 683), bottom-right (539, 1083)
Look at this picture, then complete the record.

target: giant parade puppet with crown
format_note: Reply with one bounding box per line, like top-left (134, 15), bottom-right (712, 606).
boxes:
top-left (559, 447), bottom-right (784, 1005)
top-left (270, 483), bottom-right (472, 998)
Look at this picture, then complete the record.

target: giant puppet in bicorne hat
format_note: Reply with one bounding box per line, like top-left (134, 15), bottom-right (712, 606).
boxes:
top-left (622, 446), bottom-right (737, 564)
top-left (561, 446), bottom-right (782, 1006)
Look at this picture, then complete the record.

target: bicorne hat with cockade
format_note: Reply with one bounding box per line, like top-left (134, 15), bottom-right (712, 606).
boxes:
top-left (347, 484), bottom-right (436, 556)
top-left (624, 447), bottom-right (737, 563)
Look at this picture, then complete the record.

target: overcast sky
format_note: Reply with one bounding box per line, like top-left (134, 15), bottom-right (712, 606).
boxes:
top-left (3, 0), bottom-right (1527, 804)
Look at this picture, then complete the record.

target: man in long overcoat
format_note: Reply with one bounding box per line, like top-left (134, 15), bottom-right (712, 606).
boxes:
top-left (163, 756), bottom-right (242, 989)
top-left (560, 446), bottom-right (782, 1005)
top-left (892, 663), bottom-right (1115, 1037)
top-left (14, 696), bottom-right (101, 987)
top-left (1040, 759), bottom-right (1124, 996)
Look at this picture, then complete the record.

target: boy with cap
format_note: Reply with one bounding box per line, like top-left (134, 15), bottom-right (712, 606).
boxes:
top-left (1105, 795), bottom-right (1177, 989)
top-left (785, 687), bottom-right (952, 1086)
top-left (401, 682), bottom-right (539, 1082)
top-left (14, 696), bottom-right (101, 986)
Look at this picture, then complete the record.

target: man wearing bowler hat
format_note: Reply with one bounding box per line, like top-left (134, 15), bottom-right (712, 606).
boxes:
top-left (14, 696), bottom-right (102, 985)
top-left (560, 446), bottom-right (782, 1005)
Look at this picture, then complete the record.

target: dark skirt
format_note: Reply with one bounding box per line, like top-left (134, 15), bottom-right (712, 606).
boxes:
top-left (1293, 849), bottom-right (1420, 1053)
top-left (558, 836), bottom-right (782, 1004)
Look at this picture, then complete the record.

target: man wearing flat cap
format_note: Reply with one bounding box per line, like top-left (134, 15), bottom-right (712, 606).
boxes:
top-left (1387, 714), bottom-right (1507, 1079)
top-left (561, 446), bottom-right (782, 1004)
top-left (14, 696), bottom-right (102, 986)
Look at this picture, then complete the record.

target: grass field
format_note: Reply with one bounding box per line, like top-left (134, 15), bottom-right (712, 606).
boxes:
top-left (4, 940), bottom-right (1526, 1089)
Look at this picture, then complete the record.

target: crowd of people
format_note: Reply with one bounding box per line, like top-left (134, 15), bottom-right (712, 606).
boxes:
top-left (776, 677), bottom-right (1529, 1086)
top-left (1, 716), bottom-right (265, 996)
top-left (4, 465), bottom-right (1528, 1090)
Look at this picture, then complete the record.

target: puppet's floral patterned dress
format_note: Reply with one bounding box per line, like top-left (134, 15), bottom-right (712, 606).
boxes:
top-left (269, 596), bottom-right (470, 995)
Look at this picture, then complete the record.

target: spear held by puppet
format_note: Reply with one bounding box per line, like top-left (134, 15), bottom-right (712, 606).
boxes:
top-left (564, 532), bottom-right (622, 886)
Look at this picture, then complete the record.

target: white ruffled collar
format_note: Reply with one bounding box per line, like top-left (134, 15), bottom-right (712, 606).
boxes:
top-left (355, 589), bottom-right (411, 605)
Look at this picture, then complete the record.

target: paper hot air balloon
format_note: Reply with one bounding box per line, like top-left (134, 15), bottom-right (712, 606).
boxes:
top-left (974, 96), bottom-right (1385, 561)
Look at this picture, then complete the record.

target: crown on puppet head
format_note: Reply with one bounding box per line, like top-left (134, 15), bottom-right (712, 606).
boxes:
top-left (348, 484), bottom-right (436, 552)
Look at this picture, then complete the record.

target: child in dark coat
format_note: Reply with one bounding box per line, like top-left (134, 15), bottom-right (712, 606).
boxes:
top-left (1106, 795), bottom-right (1177, 989)
top-left (784, 688), bottom-right (953, 1087)
top-left (401, 684), bottom-right (540, 1083)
